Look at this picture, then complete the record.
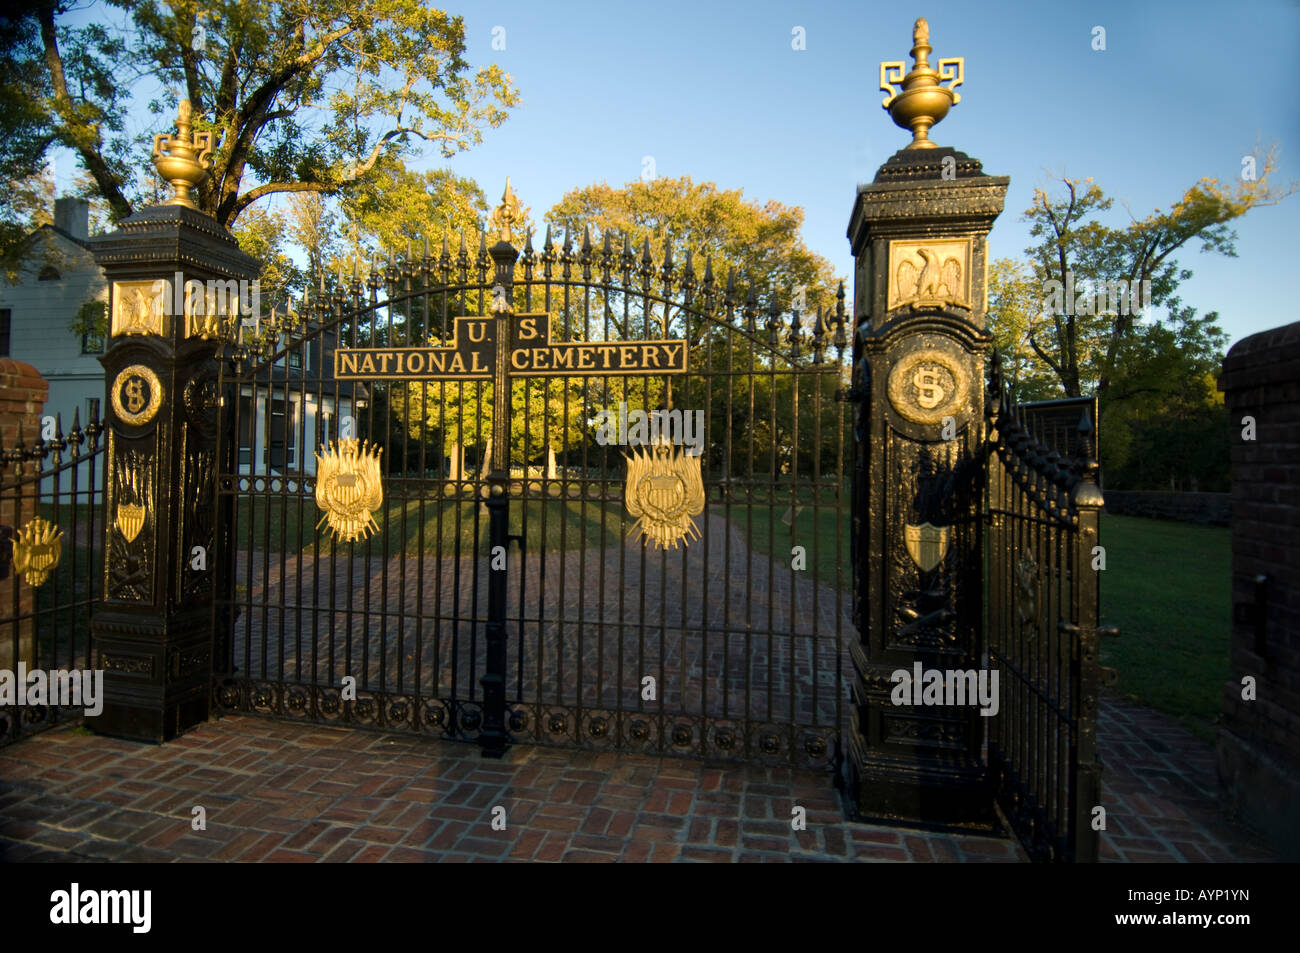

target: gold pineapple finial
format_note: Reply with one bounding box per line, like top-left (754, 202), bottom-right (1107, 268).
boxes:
top-left (151, 99), bottom-right (215, 209)
top-left (879, 18), bottom-right (965, 149)
top-left (488, 177), bottom-right (526, 244)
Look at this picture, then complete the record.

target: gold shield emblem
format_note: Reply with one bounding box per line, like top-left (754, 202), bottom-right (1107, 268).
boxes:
top-left (624, 441), bottom-right (705, 550)
top-left (904, 522), bottom-right (949, 572)
top-left (12, 517), bottom-right (62, 586)
top-left (116, 503), bottom-right (146, 543)
top-left (315, 439), bottom-right (384, 542)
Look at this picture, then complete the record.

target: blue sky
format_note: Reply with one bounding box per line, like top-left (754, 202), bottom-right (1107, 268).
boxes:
top-left (54, 0), bottom-right (1299, 347)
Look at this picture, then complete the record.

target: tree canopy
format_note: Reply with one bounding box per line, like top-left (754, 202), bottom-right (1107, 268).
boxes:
top-left (986, 157), bottom-right (1293, 488)
top-left (6, 0), bottom-right (517, 229)
top-left (998, 158), bottom-right (1292, 401)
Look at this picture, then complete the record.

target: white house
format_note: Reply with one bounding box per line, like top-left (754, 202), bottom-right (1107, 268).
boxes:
top-left (234, 327), bottom-right (365, 477)
top-left (0, 198), bottom-right (107, 433)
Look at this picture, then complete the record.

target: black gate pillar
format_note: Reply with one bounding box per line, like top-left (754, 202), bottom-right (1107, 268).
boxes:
top-left (90, 101), bottom-right (259, 742)
top-left (478, 183), bottom-right (524, 757)
top-left (845, 19), bottom-right (1008, 827)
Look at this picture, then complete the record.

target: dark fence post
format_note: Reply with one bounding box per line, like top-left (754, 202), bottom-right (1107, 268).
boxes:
top-left (844, 19), bottom-right (1008, 828)
top-left (89, 101), bottom-right (259, 742)
top-left (1068, 414), bottom-right (1106, 862)
top-left (479, 224), bottom-right (520, 757)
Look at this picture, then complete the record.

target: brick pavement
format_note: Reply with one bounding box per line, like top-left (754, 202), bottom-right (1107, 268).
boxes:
top-left (0, 692), bottom-right (1279, 862)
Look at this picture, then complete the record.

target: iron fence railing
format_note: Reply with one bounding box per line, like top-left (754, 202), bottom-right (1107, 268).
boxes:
top-left (984, 354), bottom-right (1116, 861)
top-left (211, 229), bottom-right (853, 769)
top-left (0, 401), bottom-right (105, 748)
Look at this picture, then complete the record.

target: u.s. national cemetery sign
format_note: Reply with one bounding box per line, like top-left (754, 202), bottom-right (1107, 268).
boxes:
top-left (333, 312), bottom-right (689, 381)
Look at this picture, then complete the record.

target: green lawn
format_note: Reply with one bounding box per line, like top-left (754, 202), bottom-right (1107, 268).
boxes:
top-left (1098, 513), bottom-right (1232, 743)
top-left (725, 495), bottom-right (851, 589)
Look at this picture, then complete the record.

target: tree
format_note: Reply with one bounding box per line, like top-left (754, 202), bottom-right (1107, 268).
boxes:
top-left (986, 257), bottom-right (1059, 402)
top-left (1, 163), bottom-right (56, 281)
top-left (230, 203), bottom-right (299, 310)
top-left (338, 158), bottom-right (487, 262)
top-left (1014, 157), bottom-right (1293, 401)
top-left (283, 192), bottom-right (339, 280)
top-left (11, 1), bottom-right (517, 228)
top-left (545, 176), bottom-right (847, 479)
top-left (548, 176), bottom-right (841, 319)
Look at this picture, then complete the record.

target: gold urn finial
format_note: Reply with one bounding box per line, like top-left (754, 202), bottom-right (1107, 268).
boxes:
top-left (488, 176), bottom-right (526, 244)
top-left (151, 99), bottom-right (215, 209)
top-left (879, 18), bottom-right (965, 149)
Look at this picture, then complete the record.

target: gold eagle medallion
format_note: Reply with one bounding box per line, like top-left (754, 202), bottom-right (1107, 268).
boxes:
top-left (315, 439), bottom-right (384, 543)
top-left (623, 441), bottom-right (705, 550)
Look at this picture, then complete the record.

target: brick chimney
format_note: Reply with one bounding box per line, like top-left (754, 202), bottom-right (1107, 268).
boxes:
top-left (53, 197), bottom-right (89, 241)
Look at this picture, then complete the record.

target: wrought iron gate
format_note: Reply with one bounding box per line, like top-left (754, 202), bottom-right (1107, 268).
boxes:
top-left (212, 224), bottom-right (852, 768)
top-left (984, 356), bottom-right (1116, 861)
top-left (0, 403), bottom-right (105, 748)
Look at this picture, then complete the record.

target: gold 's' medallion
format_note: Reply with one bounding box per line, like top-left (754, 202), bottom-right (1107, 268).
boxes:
top-left (904, 522), bottom-right (949, 572)
top-left (886, 349), bottom-right (968, 426)
top-left (623, 440), bottom-right (705, 550)
top-left (315, 439), bottom-right (384, 543)
top-left (111, 365), bottom-right (163, 426)
top-left (13, 517), bottom-right (62, 586)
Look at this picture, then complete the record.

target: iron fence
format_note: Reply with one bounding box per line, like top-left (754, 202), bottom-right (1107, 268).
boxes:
top-left (0, 402), bottom-right (105, 748)
top-left (984, 355), bottom-right (1116, 861)
top-left (212, 229), bottom-right (853, 769)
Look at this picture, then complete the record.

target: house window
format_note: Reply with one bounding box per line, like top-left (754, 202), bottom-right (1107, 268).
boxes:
top-left (81, 330), bottom-right (105, 354)
top-left (288, 350), bottom-right (303, 370)
top-left (0, 309), bottom-right (10, 356)
top-left (238, 393), bottom-right (254, 467)
top-left (38, 266), bottom-right (60, 281)
top-left (265, 397), bottom-right (298, 470)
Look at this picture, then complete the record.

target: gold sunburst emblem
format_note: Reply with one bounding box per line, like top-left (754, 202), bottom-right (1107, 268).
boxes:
top-left (624, 440), bottom-right (705, 550)
top-left (315, 439), bottom-right (384, 542)
top-left (13, 517), bottom-right (63, 586)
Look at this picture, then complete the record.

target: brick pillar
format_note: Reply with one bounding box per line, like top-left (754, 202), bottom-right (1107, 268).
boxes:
top-left (0, 359), bottom-right (49, 674)
top-left (1217, 321), bottom-right (1300, 860)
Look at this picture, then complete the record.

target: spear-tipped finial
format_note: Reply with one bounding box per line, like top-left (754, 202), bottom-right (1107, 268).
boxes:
top-left (151, 99), bottom-right (215, 208)
top-left (488, 176), bottom-right (527, 244)
top-left (879, 18), bottom-right (965, 149)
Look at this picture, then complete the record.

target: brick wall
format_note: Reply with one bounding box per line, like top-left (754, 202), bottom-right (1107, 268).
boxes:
top-left (0, 359), bottom-right (51, 673)
top-left (1216, 321), bottom-right (1300, 860)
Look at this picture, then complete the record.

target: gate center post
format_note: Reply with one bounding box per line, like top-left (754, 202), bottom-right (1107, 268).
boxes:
top-left (478, 235), bottom-right (520, 757)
